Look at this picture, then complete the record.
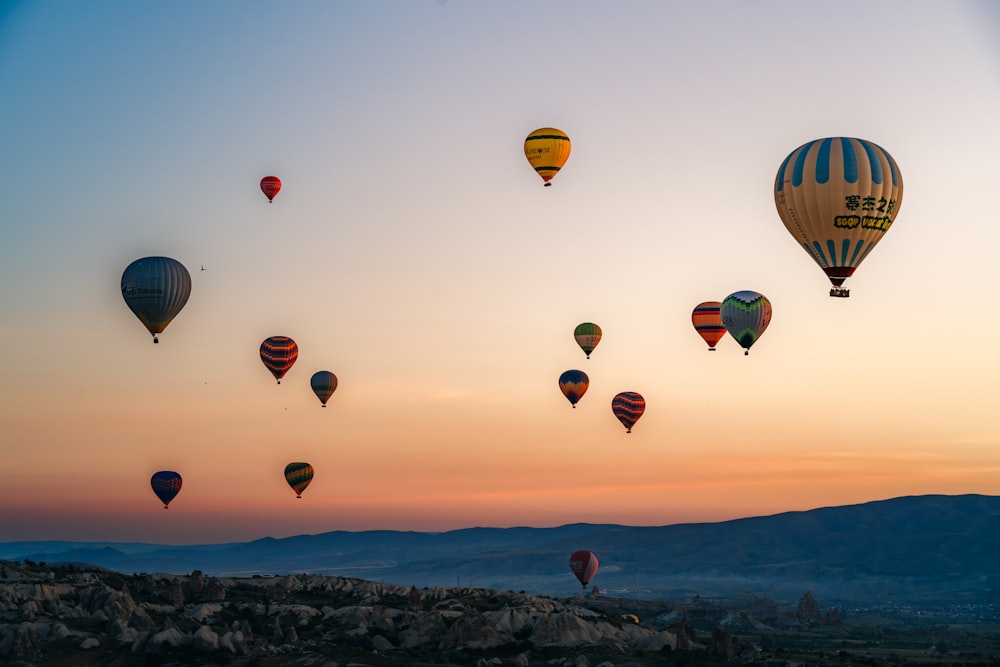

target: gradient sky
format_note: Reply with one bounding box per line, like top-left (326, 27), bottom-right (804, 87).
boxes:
top-left (2, 1), bottom-right (999, 544)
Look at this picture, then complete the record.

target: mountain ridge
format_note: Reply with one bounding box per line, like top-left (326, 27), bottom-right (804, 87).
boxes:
top-left (4, 494), bottom-right (998, 605)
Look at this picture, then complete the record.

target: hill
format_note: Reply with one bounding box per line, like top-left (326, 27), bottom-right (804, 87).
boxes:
top-left (4, 494), bottom-right (998, 606)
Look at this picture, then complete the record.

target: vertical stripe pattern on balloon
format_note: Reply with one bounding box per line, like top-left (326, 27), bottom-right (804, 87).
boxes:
top-left (774, 137), bottom-right (902, 290)
top-left (121, 256), bottom-right (192, 339)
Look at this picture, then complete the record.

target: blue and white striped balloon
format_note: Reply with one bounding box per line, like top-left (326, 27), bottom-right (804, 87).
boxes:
top-left (774, 137), bottom-right (903, 297)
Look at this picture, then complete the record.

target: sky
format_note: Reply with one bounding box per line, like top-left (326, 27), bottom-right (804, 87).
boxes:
top-left (2, 0), bottom-right (1000, 544)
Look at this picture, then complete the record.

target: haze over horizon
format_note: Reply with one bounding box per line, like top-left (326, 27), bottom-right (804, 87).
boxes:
top-left (2, 1), bottom-right (999, 544)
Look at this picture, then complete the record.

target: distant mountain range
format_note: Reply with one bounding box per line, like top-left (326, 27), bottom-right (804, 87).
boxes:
top-left (3, 494), bottom-right (998, 606)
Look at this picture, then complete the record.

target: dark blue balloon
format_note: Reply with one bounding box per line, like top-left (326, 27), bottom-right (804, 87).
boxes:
top-left (558, 370), bottom-right (589, 407)
top-left (151, 471), bottom-right (182, 508)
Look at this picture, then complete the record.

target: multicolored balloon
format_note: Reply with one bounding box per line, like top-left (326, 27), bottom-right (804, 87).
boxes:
top-left (720, 291), bottom-right (772, 355)
top-left (774, 137), bottom-right (903, 297)
top-left (121, 256), bottom-right (192, 343)
top-left (691, 301), bottom-right (725, 351)
top-left (612, 391), bottom-right (645, 433)
top-left (573, 322), bottom-right (602, 359)
top-left (310, 371), bottom-right (338, 407)
top-left (150, 471), bottom-right (182, 509)
top-left (558, 370), bottom-right (589, 408)
top-left (284, 462), bottom-right (314, 499)
top-left (569, 549), bottom-right (599, 588)
top-left (260, 336), bottom-right (298, 384)
top-left (524, 128), bottom-right (571, 186)
top-left (260, 175), bottom-right (282, 202)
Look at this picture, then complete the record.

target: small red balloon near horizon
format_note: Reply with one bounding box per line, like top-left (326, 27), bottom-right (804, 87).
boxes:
top-left (569, 549), bottom-right (599, 588)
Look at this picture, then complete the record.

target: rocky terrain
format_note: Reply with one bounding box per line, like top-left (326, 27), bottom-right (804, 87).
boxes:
top-left (2, 560), bottom-right (998, 667)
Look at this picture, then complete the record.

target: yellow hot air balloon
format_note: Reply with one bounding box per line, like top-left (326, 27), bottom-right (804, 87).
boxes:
top-left (524, 128), bottom-right (571, 186)
top-left (774, 137), bottom-right (903, 297)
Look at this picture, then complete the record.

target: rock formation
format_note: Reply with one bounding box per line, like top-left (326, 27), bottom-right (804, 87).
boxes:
top-left (0, 560), bottom-right (872, 665)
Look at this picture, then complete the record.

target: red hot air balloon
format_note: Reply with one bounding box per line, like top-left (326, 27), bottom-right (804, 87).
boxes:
top-left (612, 391), bottom-right (645, 433)
top-left (260, 176), bottom-right (281, 202)
top-left (260, 336), bottom-right (298, 384)
top-left (569, 550), bottom-right (599, 588)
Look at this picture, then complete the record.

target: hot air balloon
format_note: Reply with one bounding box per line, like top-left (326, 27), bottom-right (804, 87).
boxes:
top-left (121, 256), bottom-right (192, 343)
top-left (720, 290), bottom-right (772, 355)
top-left (260, 175), bottom-right (281, 202)
top-left (612, 391), bottom-right (645, 433)
top-left (260, 336), bottom-right (298, 384)
top-left (691, 301), bottom-right (726, 351)
top-left (558, 370), bottom-right (589, 408)
top-left (569, 549), bottom-right (599, 588)
top-left (310, 371), bottom-right (338, 407)
top-left (574, 323), bottom-right (602, 359)
top-left (284, 462), bottom-right (314, 498)
top-left (151, 471), bottom-right (182, 509)
top-left (774, 137), bottom-right (903, 297)
top-left (524, 128), bottom-right (571, 186)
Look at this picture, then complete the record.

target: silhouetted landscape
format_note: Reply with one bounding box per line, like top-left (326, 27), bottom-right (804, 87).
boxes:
top-left (4, 495), bottom-right (998, 606)
top-left (2, 495), bottom-right (998, 665)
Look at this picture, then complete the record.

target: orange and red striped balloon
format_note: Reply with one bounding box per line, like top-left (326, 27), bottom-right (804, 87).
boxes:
top-left (611, 391), bottom-right (645, 433)
top-left (260, 336), bottom-right (298, 384)
top-left (691, 301), bottom-right (725, 351)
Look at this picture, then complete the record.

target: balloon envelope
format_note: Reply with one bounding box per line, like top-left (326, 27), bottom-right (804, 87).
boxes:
top-left (611, 392), bottom-right (645, 433)
top-left (691, 301), bottom-right (725, 350)
top-left (284, 462), bottom-right (314, 498)
top-left (573, 323), bottom-right (602, 359)
top-left (121, 257), bottom-right (192, 343)
top-left (569, 549), bottom-right (599, 587)
top-left (310, 371), bottom-right (338, 407)
top-left (260, 175), bottom-right (282, 202)
top-left (774, 137), bottom-right (902, 296)
top-left (558, 370), bottom-right (589, 408)
top-left (150, 471), bottom-right (182, 509)
top-left (260, 336), bottom-right (298, 383)
top-left (524, 128), bottom-right (571, 186)
top-left (720, 291), bottom-right (772, 355)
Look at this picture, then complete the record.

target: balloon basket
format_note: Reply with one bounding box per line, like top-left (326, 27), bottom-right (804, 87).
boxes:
top-left (829, 287), bottom-right (850, 298)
